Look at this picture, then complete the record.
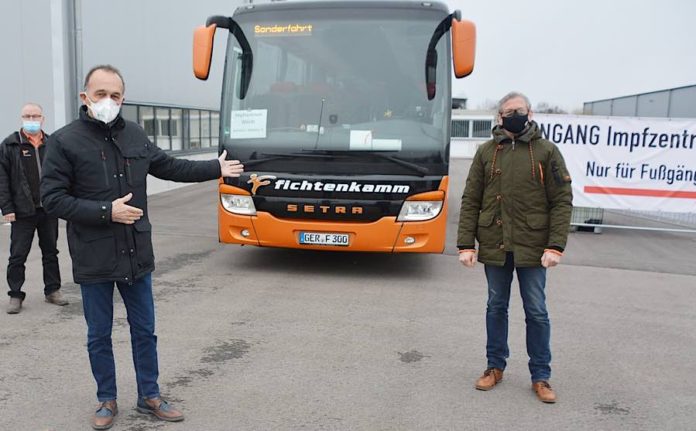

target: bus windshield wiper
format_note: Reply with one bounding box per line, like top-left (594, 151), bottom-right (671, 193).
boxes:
top-left (243, 150), bottom-right (429, 176)
top-left (303, 150), bottom-right (430, 176)
top-left (371, 153), bottom-right (430, 176)
top-left (242, 152), bottom-right (335, 167)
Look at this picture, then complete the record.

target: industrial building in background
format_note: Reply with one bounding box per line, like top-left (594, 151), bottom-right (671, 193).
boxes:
top-left (0, 0), bottom-right (242, 154)
top-left (583, 84), bottom-right (696, 118)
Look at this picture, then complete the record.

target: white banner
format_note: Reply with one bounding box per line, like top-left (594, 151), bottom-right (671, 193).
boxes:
top-left (535, 114), bottom-right (696, 213)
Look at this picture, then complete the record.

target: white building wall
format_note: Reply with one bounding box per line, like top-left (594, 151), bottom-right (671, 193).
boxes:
top-left (0, 0), bottom-right (68, 136)
top-left (450, 111), bottom-right (494, 158)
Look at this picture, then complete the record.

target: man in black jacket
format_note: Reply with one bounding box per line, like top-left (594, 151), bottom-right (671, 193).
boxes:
top-left (41, 65), bottom-right (244, 430)
top-left (0, 103), bottom-right (66, 314)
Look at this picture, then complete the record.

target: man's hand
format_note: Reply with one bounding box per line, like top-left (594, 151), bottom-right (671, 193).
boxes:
top-left (541, 250), bottom-right (562, 268)
top-left (111, 193), bottom-right (143, 224)
top-left (3, 213), bottom-right (16, 223)
top-left (218, 150), bottom-right (244, 178)
top-left (458, 250), bottom-right (477, 268)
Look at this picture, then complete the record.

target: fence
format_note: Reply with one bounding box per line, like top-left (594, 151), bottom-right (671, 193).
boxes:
top-left (572, 207), bottom-right (696, 234)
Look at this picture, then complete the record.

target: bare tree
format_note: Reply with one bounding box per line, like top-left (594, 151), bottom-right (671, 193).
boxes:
top-left (534, 102), bottom-right (567, 114)
top-left (476, 99), bottom-right (498, 111)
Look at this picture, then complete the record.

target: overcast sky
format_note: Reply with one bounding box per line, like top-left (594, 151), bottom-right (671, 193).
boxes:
top-left (443, 0), bottom-right (696, 111)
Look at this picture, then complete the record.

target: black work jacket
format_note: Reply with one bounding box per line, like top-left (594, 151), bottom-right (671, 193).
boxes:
top-left (0, 131), bottom-right (49, 218)
top-left (41, 106), bottom-right (221, 284)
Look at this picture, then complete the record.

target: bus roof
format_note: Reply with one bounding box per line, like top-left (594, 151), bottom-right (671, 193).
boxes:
top-left (234, 1), bottom-right (450, 16)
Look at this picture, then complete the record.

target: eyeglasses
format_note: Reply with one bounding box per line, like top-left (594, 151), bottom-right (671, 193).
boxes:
top-left (500, 109), bottom-right (528, 118)
top-left (21, 114), bottom-right (43, 120)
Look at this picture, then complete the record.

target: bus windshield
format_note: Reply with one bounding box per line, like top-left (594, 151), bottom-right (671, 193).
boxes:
top-left (220, 5), bottom-right (452, 176)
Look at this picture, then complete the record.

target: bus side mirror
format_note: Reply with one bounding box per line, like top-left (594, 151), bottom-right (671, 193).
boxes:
top-left (193, 24), bottom-right (217, 80)
top-left (452, 19), bottom-right (476, 78)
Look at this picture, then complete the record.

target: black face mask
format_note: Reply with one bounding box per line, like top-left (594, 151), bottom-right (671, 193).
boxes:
top-left (501, 113), bottom-right (529, 135)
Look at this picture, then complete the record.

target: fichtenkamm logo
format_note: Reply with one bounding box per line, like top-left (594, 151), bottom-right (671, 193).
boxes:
top-left (247, 174), bottom-right (277, 195)
top-left (246, 173), bottom-right (411, 195)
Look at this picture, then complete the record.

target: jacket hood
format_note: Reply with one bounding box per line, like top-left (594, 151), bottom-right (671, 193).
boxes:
top-left (492, 120), bottom-right (543, 144)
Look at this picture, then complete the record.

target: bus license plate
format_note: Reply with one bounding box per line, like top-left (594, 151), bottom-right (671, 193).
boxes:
top-left (299, 232), bottom-right (350, 246)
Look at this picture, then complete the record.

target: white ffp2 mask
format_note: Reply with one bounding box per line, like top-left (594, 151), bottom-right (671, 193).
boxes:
top-left (86, 96), bottom-right (121, 124)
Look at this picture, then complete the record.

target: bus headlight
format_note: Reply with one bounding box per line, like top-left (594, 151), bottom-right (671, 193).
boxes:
top-left (397, 200), bottom-right (443, 221)
top-left (220, 194), bottom-right (256, 215)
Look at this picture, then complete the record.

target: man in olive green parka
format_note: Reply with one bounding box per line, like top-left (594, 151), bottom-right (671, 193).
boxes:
top-left (457, 92), bottom-right (572, 403)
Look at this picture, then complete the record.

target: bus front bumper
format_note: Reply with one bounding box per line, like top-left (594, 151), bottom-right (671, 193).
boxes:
top-left (218, 206), bottom-right (446, 253)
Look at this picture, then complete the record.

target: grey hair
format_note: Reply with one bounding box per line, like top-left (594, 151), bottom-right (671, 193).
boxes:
top-left (496, 91), bottom-right (531, 113)
top-left (21, 102), bottom-right (43, 113)
top-left (83, 64), bottom-right (126, 92)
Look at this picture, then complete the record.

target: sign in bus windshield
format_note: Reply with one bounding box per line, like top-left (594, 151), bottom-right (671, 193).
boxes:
top-left (254, 23), bottom-right (314, 36)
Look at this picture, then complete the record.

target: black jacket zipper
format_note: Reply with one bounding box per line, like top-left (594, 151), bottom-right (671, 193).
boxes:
top-left (125, 158), bottom-right (132, 186)
top-left (101, 149), bottom-right (109, 186)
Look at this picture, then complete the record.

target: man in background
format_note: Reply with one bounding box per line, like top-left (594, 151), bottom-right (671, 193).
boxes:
top-left (0, 103), bottom-right (66, 314)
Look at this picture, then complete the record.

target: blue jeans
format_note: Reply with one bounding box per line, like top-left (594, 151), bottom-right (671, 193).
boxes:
top-left (80, 273), bottom-right (160, 402)
top-left (484, 252), bottom-right (551, 382)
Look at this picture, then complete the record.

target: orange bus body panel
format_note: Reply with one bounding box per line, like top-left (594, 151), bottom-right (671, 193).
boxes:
top-left (218, 208), bottom-right (447, 253)
top-left (406, 190), bottom-right (445, 201)
top-left (220, 183), bottom-right (250, 196)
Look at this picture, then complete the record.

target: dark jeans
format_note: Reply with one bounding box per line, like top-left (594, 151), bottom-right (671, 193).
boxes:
top-left (484, 252), bottom-right (551, 382)
top-left (6, 208), bottom-right (61, 300)
top-left (80, 273), bottom-right (160, 402)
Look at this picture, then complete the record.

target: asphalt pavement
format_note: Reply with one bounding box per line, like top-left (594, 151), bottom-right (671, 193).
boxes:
top-left (1, 158), bottom-right (695, 431)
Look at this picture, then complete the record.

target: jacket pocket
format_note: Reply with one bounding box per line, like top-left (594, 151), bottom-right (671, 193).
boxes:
top-left (123, 146), bottom-right (149, 187)
top-left (524, 214), bottom-right (550, 248)
top-left (525, 213), bottom-right (549, 230)
top-left (70, 224), bottom-right (118, 277)
top-left (477, 211), bottom-right (495, 227)
top-left (476, 211), bottom-right (500, 248)
top-left (133, 219), bottom-right (154, 270)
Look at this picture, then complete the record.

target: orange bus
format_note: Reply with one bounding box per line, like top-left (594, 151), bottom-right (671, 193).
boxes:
top-left (193, 1), bottom-right (475, 252)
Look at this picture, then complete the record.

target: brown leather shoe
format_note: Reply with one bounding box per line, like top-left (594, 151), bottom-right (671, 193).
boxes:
top-left (475, 367), bottom-right (504, 390)
top-left (45, 291), bottom-right (69, 306)
top-left (137, 397), bottom-right (184, 422)
top-left (7, 297), bottom-right (22, 314)
top-left (532, 381), bottom-right (557, 403)
top-left (92, 400), bottom-right (117, 430)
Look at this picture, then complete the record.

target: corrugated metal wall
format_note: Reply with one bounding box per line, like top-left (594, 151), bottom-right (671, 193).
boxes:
top-left (584, 85), bottom-right (696, 119)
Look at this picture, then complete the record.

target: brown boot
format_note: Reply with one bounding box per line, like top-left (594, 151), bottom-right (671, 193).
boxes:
top-left (45, 291), bottom-right (69, 306)
top-left (92, 400), bottom-right (117, 430)
top-left (137, 397), bottom-right (184, 422)
top-left (532, 381), bottom-right (557, 403)
top-left (475, 367), bottom-right (503, 391)
top-left (7, 297), bottom-right (22, 314)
